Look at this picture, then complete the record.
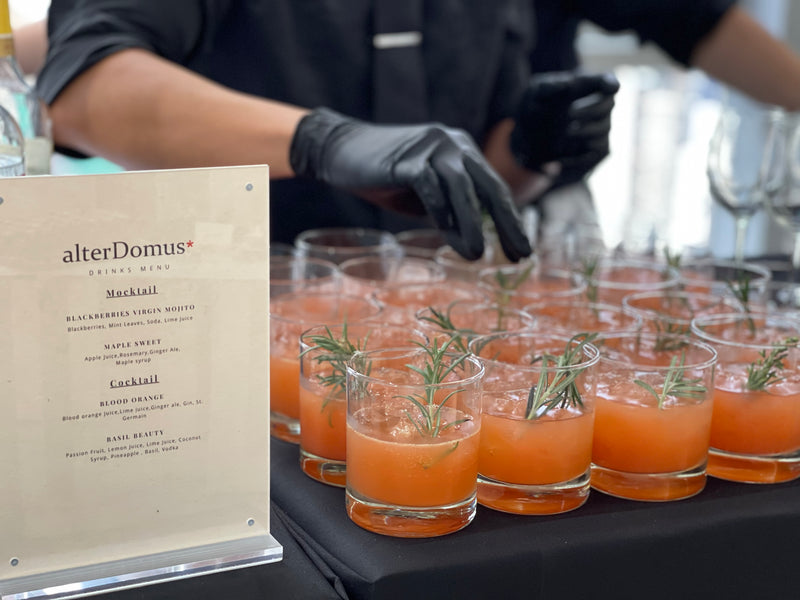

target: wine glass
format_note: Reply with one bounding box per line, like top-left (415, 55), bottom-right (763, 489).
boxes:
top-left (763, 110), bottom-right (800, 277)
top-left (0, 104), bottom-right (24, 177)
top-left (707, 97), bottom-right (778, 264)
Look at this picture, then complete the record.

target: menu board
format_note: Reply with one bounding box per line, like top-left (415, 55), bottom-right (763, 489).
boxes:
top-left (0, 166), bottom-right (280, 599)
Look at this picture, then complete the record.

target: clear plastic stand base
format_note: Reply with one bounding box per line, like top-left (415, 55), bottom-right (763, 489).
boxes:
top-left (1, 536), bottom-right (282, 600)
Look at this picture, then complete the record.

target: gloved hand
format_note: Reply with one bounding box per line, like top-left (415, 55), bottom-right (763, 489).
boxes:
top-left (510, 72), bottom-right (620, 184)
top-left (289, 107), bottom-right (531, 261)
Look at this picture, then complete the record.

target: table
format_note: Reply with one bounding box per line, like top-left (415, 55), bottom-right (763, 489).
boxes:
top-left (270, 438), bottom-right (800, 600)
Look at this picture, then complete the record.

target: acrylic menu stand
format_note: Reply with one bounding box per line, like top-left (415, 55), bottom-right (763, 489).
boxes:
top-left (0, 166), bottom-right (280, 599)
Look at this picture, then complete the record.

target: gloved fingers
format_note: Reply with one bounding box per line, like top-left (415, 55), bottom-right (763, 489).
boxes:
top-left (463, 153), bottom-right (532, 262)
top-left (566, 117), bottom-right (612, 140)
top-left (532, 73), bottom-right (619, 104)
top-left (558, 149), bottom-right (609, 173)
top-left (569, 93), bottom-right (616, 121)
top-left (428, 143), bottom-right (486, 261)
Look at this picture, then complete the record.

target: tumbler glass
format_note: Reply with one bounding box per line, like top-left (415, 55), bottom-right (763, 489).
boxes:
top-left (345, 345), bottom-right (484, 537)
top-left (469, 332), bottom-right (600, 514)
top-left (294, 227), bottom-right (402, 264)
top-left (269, 292), bottom-right (381, 443)
top-left (691, 312), bottom-right (800, 483)
top-left (299, 323), bottom-right (427, 486)
top-left (591, 332), bottom-right (717, 501)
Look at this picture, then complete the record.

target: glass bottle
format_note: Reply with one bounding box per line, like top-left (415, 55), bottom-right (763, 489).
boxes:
top-left (0, 1), bottom-right (52, 175)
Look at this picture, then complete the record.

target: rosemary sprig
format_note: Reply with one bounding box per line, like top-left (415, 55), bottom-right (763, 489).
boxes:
top-left (580, 257), bottom-right (599, 304)
top-left (301, 323), bottom-right (365, 407)
top-left (634, 352), bottom-right (706, 409)
top-left (416, 305), bottom-right (474, 354)
top-left (492, 262), bottom-right (536, 326)
top-left (746, 337), bottom-right (798, 391)
top-left (663, 248), bottom-right (682, 284)
top-left (726, 271), bottom-right (755, 333)
top-left (653, 320), bottom-right (690, 352)
top-left (399, 337), bottom-right (471, 437)
top-left (525, 333), bottom-right (597, 419)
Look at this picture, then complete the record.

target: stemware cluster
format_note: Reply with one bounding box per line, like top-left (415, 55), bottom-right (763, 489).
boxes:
top-left (270, 226), bottom-right (800, 538)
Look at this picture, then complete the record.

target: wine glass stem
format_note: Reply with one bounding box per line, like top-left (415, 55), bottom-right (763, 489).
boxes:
top-left (793, 230), bottom-right (800, 272)
top-left (734, 216), bottom-right (749, 265)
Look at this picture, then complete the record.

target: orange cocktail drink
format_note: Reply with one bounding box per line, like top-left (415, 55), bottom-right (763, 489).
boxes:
top-left (477, 262), bottom-right (585, 309)
top-left (269, 292), bottom-right (381, 443)
top-left (621, 290), bottom-right (743, 336)
top-left (298, 323), bottom-right (426, 487)
top-left (371, 281), bottom-right (488, 326)
top-left (523, 299), bottom-right (642, 337)
top-left (469, 331), bottom-right (600, 515)
top-left (591, 332), bottom-right (717, 501)
top-left (579, 258), bottom-right (680, 306)
top-left (345, 345), bottom-right (484, 537)
top-left (691, 313), bottom-right (800, 483)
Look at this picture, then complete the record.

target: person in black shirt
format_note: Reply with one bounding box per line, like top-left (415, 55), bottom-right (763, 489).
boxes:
top-left (36, 0), bottom-right (622, 260)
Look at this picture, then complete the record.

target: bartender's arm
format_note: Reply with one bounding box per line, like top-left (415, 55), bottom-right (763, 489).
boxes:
top-left (50, 48), bottom-right (306, 176)
top-left (691, 5), bottom-right (800, 110)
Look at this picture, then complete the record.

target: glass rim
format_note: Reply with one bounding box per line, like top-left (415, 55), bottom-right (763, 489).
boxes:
top-left (295, 227), bottom-right (399, 249)
top-left (679, 257), bottom-right (772, 281)
top-left (467, 331), bottom-right (600, 371)
top-left (594, 331), bottom-right (718, 371)
top-left (346, 346), bottom-right (484, 388)
top-left (690, 312), bottom-right (800, 350)
top-left (621, 290), bottom-right (744, 325)
top-left (269, 291), bottom-right (381, 324)
top-left (299, 323), bottom-right (428, 350)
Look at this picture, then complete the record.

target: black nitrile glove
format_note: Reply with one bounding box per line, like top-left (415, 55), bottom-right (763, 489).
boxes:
top-left (510, 71), bottom-right (620, 184)
top-left (289, 107), bottom-right (531, 261)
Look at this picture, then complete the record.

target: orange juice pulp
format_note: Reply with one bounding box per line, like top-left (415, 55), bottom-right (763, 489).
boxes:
top-left (346, 420), bottom-right (480, 507)
top-left (479, 408), bottom-right (593, 484)
top-left (592, 386), bottom-right (713, 473)
top-left (270, 354), bottom-right (300, 419)
top-left (299, 385), bottom-right (346, 460)
top-left (710, 385), bottom-right (800, 455)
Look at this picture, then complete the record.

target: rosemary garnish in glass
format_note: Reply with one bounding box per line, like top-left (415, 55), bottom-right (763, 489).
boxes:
top-left (400, 337), bottom-right (471, 437)
top-left (417, 305), bottom-right (474, 354)
top-left (580, 256), bottom-right (599, 303)
top-left (634, 352), bottom-right (706, 409)
top-left (746, 337), bottom-right (799, 391)
top-left (726, 271), bottom-right (755, 333)
top-left (525, 333), bottom-right (597, 420)
top-left (492, 262), bottom-right (535, 325)
top-left (301, 323), bottom-right (365, 409)
top-left (653, 320), bottom-right (690, 352)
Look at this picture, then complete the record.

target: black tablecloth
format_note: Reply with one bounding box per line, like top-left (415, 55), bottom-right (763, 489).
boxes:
top-left (270, 437), bottom-right (800, 600)
top-left (89, 502), bottom-right (346, 600)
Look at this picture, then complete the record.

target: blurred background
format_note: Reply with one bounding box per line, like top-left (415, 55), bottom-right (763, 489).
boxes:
top-left (11, 0), bottom-right (800, 261)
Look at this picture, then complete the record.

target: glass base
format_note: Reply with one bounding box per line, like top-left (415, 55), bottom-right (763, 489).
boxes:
top-left (299, 448), bottom-right (346, 487)
top-left (590, 462), bottom-right (706, 502)
top-left (708, 447), bottom-right (800, 483)
top-left (270, 412), bottom-right (300, 444)
top-left (345, 489), bottom-right (476, 538)
top-left (477, 468), bottom-right (590, 515)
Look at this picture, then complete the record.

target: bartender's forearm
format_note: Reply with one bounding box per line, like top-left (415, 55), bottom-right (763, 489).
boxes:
top-left (49, 48), bottom-right (307, 175)
top-left (691, 5), bottom-right (800, 110)
top-left (483, 118), bottom-right (555, 205)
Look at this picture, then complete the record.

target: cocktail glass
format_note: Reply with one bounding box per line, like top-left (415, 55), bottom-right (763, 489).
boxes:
top-left (621, 290), bottom-right (743, 337)
top-left (299, 323), bottom-right (427, 487)
top-left (591, 332), bottom-right (717, 501)
top-left (294, 227), bottom-right (402, 264)
top-left (690, 312), bottom-right (800, 483)
top-left (468, 331), bottom-right (600, 514)
top-left (269, 255), bottom-right (340, 299)
top-left (395, 228), bottom-right (448, 259)
top-left (477, 262), bottom-right (585, 309)
top-left (415, 301), bottom-right (536, 354)
top-left (338, 255), bottom-right (445, 296)
top-left (371, 281), bottom-right (488, 326)
top-left (522, 299), bottom-right (642, 336)
top-left (345, 345), bottom-right (484, 537)
top-left (577, 258), bottom-right (681, 306)
top-left (678, 258), bottom-right (771, 303)
top-left (269, 292), bottom-right (381, 443)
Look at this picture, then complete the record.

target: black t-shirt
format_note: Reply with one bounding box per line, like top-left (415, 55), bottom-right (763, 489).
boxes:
top-left (530, 0), bottom-right (737, 73)
top-left (38, 0), bottom-right (535, 243)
